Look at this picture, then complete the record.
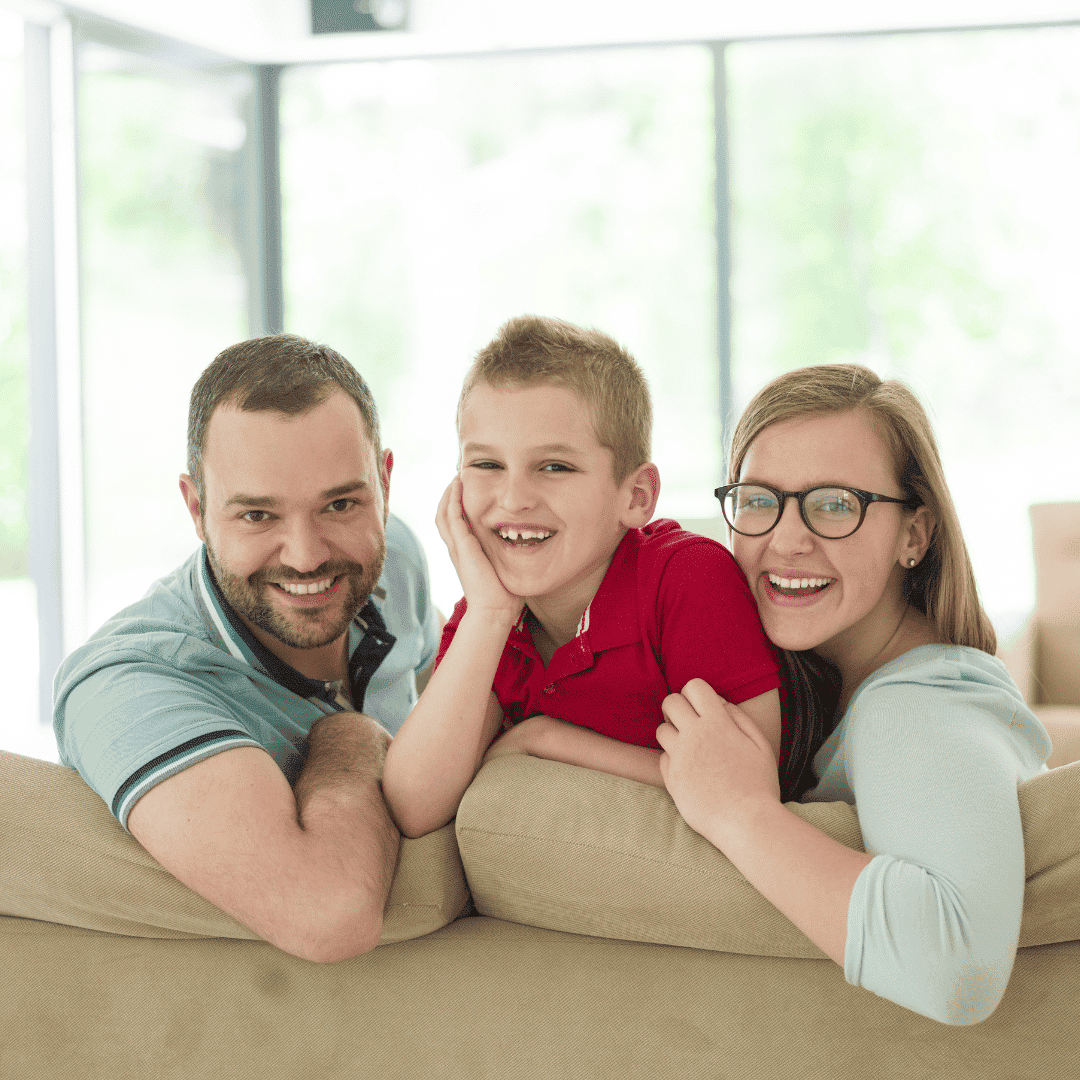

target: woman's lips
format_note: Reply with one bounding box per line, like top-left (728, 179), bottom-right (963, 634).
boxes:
top-left (762, 572), bottom-right (835, 607)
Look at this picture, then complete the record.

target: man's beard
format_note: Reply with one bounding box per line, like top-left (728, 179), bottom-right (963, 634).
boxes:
top-left (206, 540), bottom-right (385, 651)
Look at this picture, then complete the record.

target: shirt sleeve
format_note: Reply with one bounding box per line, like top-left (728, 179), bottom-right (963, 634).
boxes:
top-left (840, 682), bottom-right (1029, 1025)
top-left (59, 659), bottom-right (263, 830)
top-left (387, 513), bottom-right (441, 673)
top-left (434, 597), bottom-right (468, 668)
top-left (653, 540), bottom-right (782, 705)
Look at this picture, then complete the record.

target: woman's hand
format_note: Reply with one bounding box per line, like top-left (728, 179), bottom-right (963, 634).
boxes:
top-left (657, 678), bottom-right (781, 849)
top-left (436, 478), bottom-right (523, 623)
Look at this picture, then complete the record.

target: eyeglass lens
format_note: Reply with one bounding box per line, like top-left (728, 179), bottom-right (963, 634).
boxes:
top-left (722, 485), bottom-right (863, 538)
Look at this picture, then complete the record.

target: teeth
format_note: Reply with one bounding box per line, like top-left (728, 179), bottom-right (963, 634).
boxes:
top-left (768, 573), bottom-right (830, 590)
top-left (278, 577), bottom-right (334, 596)
top-left (498, 528), bottom-right (553, 542)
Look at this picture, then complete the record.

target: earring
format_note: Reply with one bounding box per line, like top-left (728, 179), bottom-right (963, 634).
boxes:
top-left (907, 558), bottom-right (917, 568)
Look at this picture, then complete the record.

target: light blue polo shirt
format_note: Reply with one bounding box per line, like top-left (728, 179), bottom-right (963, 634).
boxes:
top-left (54, 513), bottom-right (439, 829)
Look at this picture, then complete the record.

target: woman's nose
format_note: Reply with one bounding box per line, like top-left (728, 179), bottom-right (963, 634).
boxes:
top-left (767, 498), bottom-right (815, 557)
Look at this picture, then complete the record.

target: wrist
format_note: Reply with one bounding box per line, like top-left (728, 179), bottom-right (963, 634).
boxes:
top-left (458, 604), bottom-right (520, 637)
top-left (700, 792), bottom-right (785, 856)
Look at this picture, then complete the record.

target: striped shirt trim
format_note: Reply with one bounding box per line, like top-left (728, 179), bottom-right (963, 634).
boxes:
top-left (112, 730), bottom-right (257, 826)
top-left (196, 559), bottom-right (248, 664)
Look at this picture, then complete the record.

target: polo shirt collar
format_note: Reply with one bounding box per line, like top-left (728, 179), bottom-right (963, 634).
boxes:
top-left (196, 547), bottom-right (396, 710)
top-left (506, 527), bottom-right (644, 670)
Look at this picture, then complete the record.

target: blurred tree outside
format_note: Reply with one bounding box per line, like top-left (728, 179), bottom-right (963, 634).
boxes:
top-left (282, 47), bottom-right (717, 610)
top-left (729, 29), bottom-right (1080, 623)
top-left (77, 46), bottom-right (249, 629)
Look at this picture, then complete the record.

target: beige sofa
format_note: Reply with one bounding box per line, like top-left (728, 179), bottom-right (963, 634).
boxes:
top-left (2, 503), bottom-right (1078, 1080)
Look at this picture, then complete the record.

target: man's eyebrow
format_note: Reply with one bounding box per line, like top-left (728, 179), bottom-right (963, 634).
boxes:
top-left (319, 480), bottom-right (370, 501)
top-left (222, 481), bottom-right (369, 510)
top-left (223, 493), bottom-right (278, 509)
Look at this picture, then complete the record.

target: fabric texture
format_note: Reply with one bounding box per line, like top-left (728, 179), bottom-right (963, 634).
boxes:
top-left (455, 755), bottom-right (1080, 957)
top-left (806, 645), bottom-right (1050, 1023)
top-left (54, 513), bottom-right (439, 827)
top-left (437, 519), bottom-right (783, 750)
top-left (0, 748), bottom-right (468, 942)
top-left (3, 914), bottom-right (1078, 1079)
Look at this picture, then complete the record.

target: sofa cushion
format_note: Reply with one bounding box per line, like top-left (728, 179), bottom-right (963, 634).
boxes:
top-left (0, 749), bottom-right (468, 943)
top-left (455, 755), bottom-right (1080, 955)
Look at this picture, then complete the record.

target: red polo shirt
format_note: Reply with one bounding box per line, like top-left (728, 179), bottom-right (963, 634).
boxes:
top-left (437, 519), bottom-right (785, 753)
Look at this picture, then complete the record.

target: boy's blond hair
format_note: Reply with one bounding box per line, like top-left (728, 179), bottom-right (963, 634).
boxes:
top-left (458, 315), bottom-right (652, 484)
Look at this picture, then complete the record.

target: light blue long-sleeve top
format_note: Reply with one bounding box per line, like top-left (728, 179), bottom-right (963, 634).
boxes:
top-left (804, 644), bottom-right (1051, 1025)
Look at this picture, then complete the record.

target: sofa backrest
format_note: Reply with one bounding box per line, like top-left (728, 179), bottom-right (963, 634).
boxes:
top-left (1030, 501), bottom-right (1080, 706)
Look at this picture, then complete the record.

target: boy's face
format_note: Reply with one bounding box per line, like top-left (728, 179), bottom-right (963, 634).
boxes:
top-left (458, 382), bottom-right (640, 614)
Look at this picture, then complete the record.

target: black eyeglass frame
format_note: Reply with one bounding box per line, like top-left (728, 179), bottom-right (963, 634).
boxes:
top-left (713, 482), bottom-right (921, 540)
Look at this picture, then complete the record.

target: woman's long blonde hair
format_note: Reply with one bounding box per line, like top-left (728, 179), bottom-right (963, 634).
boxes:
top-left (730, 363), bottom-right (996, 654)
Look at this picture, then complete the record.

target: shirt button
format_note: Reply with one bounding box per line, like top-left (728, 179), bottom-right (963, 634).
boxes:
top-left (543, 684), bottom-right (555, 694)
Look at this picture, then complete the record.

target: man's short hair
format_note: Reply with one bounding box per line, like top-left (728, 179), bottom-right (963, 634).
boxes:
top-left (458, 315), bottom-right (652, 484)
top-left (187, 334), bottom-right (381, 498)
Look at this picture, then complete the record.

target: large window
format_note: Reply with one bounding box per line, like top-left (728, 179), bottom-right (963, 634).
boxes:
top-left (9, 16), bottom-right (1080, 764)
top-left (281, 47), bottom-right (716, 611)
top-left (729, 28), bottom-right (1080, 631)
top-left (78, 43), bottom-right (251, 633)
top-left (0, 13), bottom-right (45, 758)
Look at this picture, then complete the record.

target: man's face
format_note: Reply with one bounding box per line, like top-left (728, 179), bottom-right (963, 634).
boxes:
top-left (180, 391), bottom-right (392, 662)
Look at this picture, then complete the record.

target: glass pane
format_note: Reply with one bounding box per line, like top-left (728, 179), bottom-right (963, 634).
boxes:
top-left (282, 47), bottom-right (715, 611)
top-left (0, 13), bottom-right (47, 758)
top-left (730, 28), bottom-right (1080, 632)
top-left (78, 44), bottom-right (250, 634)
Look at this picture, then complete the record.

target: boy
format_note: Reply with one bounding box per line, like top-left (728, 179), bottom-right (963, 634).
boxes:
top-left (383, 316), bottom-right (784, 838)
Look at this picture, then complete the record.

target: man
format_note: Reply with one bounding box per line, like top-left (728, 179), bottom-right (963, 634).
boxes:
top-left (53, 335), bottom-right (441, 962)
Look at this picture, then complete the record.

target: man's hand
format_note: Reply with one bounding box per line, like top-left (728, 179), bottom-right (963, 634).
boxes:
top-left (127, 711), bottom-right (400, 963)
top-left (436, 478), bottom-right (523, 623)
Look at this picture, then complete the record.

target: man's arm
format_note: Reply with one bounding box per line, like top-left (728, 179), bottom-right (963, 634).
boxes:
top-left (126, 711), bottom-right (399, 963)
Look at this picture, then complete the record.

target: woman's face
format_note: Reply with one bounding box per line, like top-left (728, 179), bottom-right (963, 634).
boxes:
top-left (731, 409), bottom-right (927, 668)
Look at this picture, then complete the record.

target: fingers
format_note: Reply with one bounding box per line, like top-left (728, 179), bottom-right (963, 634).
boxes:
top-left (437, 477), bottom-right (477, 554)
top-left (435, 479), bottom-right (457, 547)
top-left (679, 678), bottom-right (723, 714)
top-left (661, 691), bottom-right (697, 731)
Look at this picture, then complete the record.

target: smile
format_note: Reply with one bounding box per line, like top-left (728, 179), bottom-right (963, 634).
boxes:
top-left (496, 528), bottom-right (554, 544)
top-left (273, 576), bottom-right (337, 596)
top-left (766, 572), bottom-right (833, 597)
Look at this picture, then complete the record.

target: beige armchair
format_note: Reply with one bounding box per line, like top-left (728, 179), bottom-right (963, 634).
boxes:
top-left (998, 501), bottom-right (1080, 768)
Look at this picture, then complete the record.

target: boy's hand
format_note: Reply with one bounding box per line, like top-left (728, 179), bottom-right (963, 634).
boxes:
top-left (437, 478), bottom-right (524, 622)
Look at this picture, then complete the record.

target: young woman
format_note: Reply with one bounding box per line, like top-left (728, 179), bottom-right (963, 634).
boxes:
top-left (657, 364), bottom-right (1050, 1026)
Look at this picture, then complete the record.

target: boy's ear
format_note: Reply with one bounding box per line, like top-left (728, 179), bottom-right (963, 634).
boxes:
top-left (621, 463), bottom-right (661, 528)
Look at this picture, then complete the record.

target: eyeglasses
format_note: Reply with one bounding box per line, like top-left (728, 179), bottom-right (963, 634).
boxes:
top-left (713, 483), bottom-right (920, 540)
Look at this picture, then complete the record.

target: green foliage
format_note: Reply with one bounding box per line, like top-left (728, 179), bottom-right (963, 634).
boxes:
top-left (280, 48), bottom-right (719, 512)
top-left (730, 39), bottom-right (1003, 382)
